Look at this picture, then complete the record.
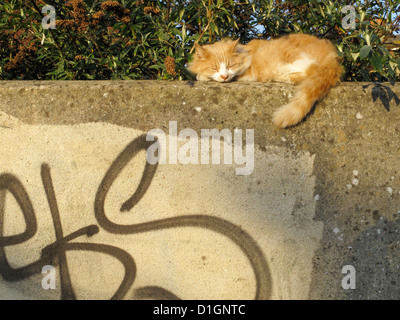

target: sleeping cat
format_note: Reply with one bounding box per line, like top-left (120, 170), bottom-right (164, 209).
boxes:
top-left (188, 34), bottom-right (343, 128)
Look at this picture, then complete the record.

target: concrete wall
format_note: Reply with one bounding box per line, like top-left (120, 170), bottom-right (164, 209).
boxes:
top-left (0, 80), bottom-right (399, 300)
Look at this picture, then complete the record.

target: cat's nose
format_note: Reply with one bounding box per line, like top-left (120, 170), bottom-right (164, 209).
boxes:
top-left (220, 74), bottom-right (229, 81)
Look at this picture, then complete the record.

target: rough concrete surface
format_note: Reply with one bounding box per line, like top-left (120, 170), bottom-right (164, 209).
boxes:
top-left (0, 80), bottom-right (399, 300)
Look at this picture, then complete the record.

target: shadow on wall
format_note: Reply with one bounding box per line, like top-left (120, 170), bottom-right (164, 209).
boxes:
top-left (345, 213), bottom-right (400, 299)
top-left (362, 82), bottom-right (400, 112)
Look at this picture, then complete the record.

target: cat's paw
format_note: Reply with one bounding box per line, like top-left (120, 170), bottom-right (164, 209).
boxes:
top-left (196, 74), bottom-right (211, 82)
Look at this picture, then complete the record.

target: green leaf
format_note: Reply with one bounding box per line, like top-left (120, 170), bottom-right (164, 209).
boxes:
top-left (149, 64), bottom-right (163, 69)
top-left (371, 53), bottom-right (383, 73)
top-left (350, 52), bottom-right (359, 61)
top-left (181, 24), bottom-right (186, 42)
top-left (84, 73), bottom-right (95, 80)
top-left (359, 45), bottom-right (372, 59)
top-left (179, 8), bottom-right (185, 21)
top-left (133, 45), bottom-right (140, 57)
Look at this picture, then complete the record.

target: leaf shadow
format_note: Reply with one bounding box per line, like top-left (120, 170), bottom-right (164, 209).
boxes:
top-left (362, 82), bottom-right (400, 112)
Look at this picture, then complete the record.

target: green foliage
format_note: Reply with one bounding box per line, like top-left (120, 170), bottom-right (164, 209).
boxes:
top-left (0, 0), bottom-right (399, 81)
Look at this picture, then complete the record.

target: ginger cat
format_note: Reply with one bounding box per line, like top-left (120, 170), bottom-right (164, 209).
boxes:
top-left (188, 34), bottom-right (343, 128)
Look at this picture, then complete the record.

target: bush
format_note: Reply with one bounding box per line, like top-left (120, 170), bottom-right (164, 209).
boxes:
top-left (0, 0), bottom-right (399, 81)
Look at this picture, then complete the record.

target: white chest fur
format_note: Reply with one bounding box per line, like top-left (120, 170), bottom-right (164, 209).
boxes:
top-left (275, 55), bottom-right (317, 83)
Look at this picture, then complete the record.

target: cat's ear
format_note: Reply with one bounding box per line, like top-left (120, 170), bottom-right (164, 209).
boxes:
top-left (230, 39), bottom-right (248, 54)
top-left (232, 38), bottom-right (240, 47)
top-left (194, 43), bottom-right (208, 60)
top-left (235, 45), bottom-right (249, 54)
top-left (230, 39), bottom-right (240, 52)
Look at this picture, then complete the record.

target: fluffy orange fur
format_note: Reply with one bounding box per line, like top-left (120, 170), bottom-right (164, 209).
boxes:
top-left (188, 34), bottom-right (343, 128)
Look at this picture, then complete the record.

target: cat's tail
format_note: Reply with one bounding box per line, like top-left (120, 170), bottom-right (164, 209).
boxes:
top-left (273, 52), bottom-right (343, 128)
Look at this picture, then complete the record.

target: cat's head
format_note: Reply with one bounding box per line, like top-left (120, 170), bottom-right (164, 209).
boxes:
top-left (188, 39), bottom-right (251, 83)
